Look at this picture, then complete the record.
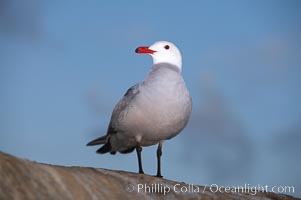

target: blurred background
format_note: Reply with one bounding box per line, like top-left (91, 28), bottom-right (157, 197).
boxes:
top-left (1, 0), bottom-right (300, 197)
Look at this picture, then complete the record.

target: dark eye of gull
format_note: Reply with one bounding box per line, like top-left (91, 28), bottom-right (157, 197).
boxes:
top-left (164, 45), bottom-right (170, 50)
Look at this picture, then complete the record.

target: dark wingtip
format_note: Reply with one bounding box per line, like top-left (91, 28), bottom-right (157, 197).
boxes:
top-left (86, 140), bottom-right (98, 146)
top-left (86, 135), bottom-right (107, 146)
top-left (86, 141), bottom-right (95, 146)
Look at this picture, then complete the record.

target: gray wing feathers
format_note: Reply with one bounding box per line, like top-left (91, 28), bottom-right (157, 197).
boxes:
top-left (107, 83), bottom-right (140, 134)
top-left (87, 84), bottom-right (140, 153)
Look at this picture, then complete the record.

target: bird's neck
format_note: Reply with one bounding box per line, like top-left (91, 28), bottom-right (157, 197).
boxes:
top-left (152, 57), bottom-right (182, 72)
top-left (150, 63), bottom-right (181, 74)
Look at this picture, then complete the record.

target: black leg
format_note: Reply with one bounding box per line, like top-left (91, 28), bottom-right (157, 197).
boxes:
top-left (136, 142), bottom-right (144, 174)
top-left (156, 142), bottom-right (163, 178)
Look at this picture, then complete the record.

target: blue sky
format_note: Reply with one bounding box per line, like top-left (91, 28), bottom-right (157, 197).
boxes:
top-left (1, 0), bottom-right (301, 197)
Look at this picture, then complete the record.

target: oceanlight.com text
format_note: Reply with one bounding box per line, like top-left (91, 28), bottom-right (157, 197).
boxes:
top-left (125, 183), bottom-right (295, 196)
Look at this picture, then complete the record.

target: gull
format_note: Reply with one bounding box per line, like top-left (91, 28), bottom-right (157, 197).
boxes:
top-left (87, 41), bottom-right (192, 177)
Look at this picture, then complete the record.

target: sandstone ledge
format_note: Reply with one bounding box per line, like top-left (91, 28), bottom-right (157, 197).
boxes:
top-left (0, 151), bottom-right (299, 200)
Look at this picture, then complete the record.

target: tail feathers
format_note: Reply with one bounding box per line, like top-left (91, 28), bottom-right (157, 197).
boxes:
top-left (86, 135), bottom-right (107, 146)
top-left (87, 135), bottom-right (115, 154)
top-left (87, 135), bottom-right (133, 155)
top-left (96, 144), bottom-right (135, 155)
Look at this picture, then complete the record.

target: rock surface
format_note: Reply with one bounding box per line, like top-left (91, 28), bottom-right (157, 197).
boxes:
top-left (0, 151), bottom-right (299, 200)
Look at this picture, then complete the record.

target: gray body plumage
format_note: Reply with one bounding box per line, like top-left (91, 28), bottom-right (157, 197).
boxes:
top-left (91, 62), bottom-right (192, 154)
